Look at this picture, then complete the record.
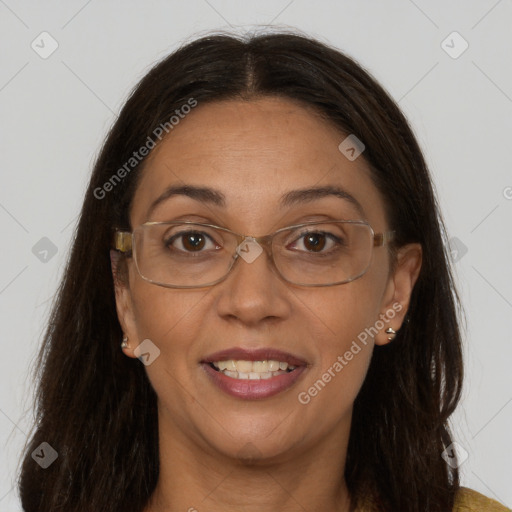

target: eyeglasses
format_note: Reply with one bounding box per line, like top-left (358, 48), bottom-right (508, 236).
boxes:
top-left (113, 220), bottom-right (395, 288)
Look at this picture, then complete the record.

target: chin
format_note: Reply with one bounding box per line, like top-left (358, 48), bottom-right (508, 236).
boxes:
top-left (201, 419), bottom-right (303, 465)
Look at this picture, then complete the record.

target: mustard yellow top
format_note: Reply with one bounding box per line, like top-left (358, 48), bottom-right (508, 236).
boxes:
top-left (357, 487), bottom-right (510, 511)
top-left (453, 488), bottom-right (510, 511)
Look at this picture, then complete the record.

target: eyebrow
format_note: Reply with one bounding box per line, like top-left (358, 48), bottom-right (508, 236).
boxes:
top-left (280, 185), bottom-right (365, 217)
top-left (146, 184), bottom-right (365, 218)
top-left (147, 184), bottom-right (226, 218)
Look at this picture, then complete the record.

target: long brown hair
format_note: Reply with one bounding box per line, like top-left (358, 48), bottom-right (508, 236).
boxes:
top-left (18, 31), bottom-right (463, 512)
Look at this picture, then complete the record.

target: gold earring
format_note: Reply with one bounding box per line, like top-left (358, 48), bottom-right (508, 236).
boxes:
top-left (121, 335), bottom-right (129, 349)
top-left (385, 327), bottom-right (397, 341)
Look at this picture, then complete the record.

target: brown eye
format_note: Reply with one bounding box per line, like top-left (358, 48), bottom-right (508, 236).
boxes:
top-left (286, 229), bottom-right (344, 255)
top-left (182, 233), bottom-right (206, 251)
top-left (303, 233), bottom-right (327, 252)
top-left (165, 231), bottom-right (217, 253)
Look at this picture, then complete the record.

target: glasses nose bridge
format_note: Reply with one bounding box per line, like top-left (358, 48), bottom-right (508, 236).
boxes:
top-left (229, 231), bottom-right (276, 267)
top-left (253, 233), bottom-right (274, 254)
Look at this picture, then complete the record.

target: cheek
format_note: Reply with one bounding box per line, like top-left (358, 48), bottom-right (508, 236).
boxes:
top-left (300, 275), bottom-right (385, 353)
top-left (294, 278), bottom-right (386, 416)
top-left (291, 302), bottom-right (375, 441)
top-left (128, 273), bottom-right (209, 366)
top-left (128, 282), bottom-right (212, 423)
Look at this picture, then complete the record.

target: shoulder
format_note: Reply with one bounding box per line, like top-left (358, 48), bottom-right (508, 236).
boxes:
top-left (355, 487), bottom-right (510, 512)
top-left (454, 487), bottom-right (511, 512)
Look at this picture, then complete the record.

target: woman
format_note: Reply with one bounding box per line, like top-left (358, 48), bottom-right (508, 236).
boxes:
top-left (18, 31), bottom-right (510, 512)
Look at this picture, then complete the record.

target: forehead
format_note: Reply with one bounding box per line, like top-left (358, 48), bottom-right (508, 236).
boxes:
top-left (130, 97), bottom-right (387, 230)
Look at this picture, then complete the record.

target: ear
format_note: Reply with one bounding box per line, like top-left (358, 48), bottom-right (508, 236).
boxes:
top-left (110, 249), bottom-right (139, 359)
top-left (374, 243), bottom-right (422, 346)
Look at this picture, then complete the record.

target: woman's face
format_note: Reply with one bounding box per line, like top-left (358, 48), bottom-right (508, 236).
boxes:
top-left (114, 97), bottom-right (421, 463)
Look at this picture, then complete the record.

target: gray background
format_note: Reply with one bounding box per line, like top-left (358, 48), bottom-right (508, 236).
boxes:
top-left (1, 1), bottom-right (511, 509)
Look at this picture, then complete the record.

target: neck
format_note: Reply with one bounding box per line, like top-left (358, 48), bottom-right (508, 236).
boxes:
top-left (144, 407), bottom-right (353, 512)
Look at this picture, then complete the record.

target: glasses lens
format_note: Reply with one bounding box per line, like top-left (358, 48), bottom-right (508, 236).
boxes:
top-left (132, 221), bottom-right (375, 288)
top-left (272, 222), bottom-right (374, 286)
top-left (133, 223), bottom-right (237, 287)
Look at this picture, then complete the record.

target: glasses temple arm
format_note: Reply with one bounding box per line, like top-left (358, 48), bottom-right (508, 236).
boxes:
top-left (373, 231), bottom-right (395, 247)
top-left (113, 231), bottom-right (133, 253)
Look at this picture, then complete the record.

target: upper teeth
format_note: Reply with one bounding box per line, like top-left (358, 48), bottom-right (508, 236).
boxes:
top-left (212, 360), bottom-right (296, 373)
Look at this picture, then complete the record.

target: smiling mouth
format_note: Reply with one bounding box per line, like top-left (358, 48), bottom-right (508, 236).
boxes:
top-left (208, 360), bottom-right (297, 380)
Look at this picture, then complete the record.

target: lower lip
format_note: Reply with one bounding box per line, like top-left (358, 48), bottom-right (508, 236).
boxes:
top-left (201, 363), bottom-right (307, 400)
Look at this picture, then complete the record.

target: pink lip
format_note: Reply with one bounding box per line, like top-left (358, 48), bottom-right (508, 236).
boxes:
top-left (200, 347), bottom-right (309, 400)
top-left (201, 363), bottom-right (307, 400)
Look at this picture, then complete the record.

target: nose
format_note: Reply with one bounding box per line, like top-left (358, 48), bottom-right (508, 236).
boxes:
top-left (215, 240), bottom-right (292, 327)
